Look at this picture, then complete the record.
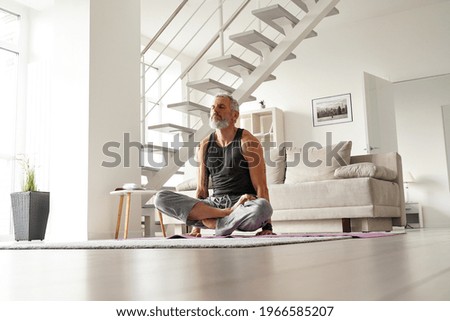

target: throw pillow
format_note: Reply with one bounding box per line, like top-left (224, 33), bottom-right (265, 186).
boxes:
top-left (334, 162), bottom-right (397, 181)
top-left (264, 147), bottom-right (286, 184)
top-left (176, 177), bottom-right (212, 192)
top-left (176, 178), bottom-right (197, 192)
top-left (285, 141), bottom-right (352, 184)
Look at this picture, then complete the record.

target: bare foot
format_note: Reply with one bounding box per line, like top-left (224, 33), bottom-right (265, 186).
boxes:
top-left (187, 203), bottom-right (233, 221)
top-left (189, 227), bottom-right (202, 237)
top-left (201, 207), bottom-right (234, 229)
top-left (256, 230), bottom-right (276, 236)
top-left (202, 218), bottom-right (217, 229)
top-left (219, 207), bottom-right (233, 217)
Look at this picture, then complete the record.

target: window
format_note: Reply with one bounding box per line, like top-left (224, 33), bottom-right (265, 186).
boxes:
top-left (141, 49), bottom-right (183, 186)
top-left (0, 8), bottom-right (20, 237)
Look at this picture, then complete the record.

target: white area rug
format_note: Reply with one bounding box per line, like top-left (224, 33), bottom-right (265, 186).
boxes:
top-left (0, 235), bottom-right (351, 250)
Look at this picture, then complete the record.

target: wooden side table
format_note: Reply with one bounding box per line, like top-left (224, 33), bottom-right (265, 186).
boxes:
top-left (110, 189), bottom-right (163, 239)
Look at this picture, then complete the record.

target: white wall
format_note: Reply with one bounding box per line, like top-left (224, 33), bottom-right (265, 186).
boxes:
top-left (25, 6), bottom-right (53, 192)
top-left (88, 0), bottom-right (141, 239)
top-left (49, 0), bottom-right (90, 240)
top-left (47, 0), bottom-right (141, 241)
top-left (395, 74), bottom-right (450, 227)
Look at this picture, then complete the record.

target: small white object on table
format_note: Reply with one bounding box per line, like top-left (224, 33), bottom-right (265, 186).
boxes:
top-left (110, 189), bottom-right (159, 239)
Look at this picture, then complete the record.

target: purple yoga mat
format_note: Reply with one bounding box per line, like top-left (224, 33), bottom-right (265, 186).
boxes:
top-left (168, 232), bottom-right (403, 239)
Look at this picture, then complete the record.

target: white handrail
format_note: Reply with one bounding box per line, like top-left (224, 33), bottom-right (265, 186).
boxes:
top-left (141, 56), bottom-right (146, 144)
top-left (196, 0), bottom-right (276, 82)
top-left (195, 0), bottom-right (283, 103)
top-left (145, 0), bottom-right (207, 74)
top-left (144, 0), bottom-right (251, 119)
top-left (219, 0), bottom-right (225, 56)
top-left (196, 0), bottom-right (300, 104)
top-left (179, 0), bottom-right (251, 81)
top-left (228, 0), bottom-right (300, 90)
top-left (141, 0), bottom-right (189, 56)
top-left (144, 1), bottom-right (222, 97)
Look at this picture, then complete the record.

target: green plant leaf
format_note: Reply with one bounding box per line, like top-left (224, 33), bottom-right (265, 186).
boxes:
top-left (19, 156), bottom-right (38, 192)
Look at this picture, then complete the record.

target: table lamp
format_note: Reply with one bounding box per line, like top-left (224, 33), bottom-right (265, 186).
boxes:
top-left (403, 171), bottom-right (416, 203)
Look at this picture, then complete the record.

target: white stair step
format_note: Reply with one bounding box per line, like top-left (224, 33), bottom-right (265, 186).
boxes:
top-left (147, 123), bottom-right (195, 135)
top-left (291, 0), bottom-right (339, 16)
top-left (253, 4), bottom-right (301, 36)
top-left (187, 78), bottom-right (256, 102)
top-left (167, 101), bottom-right (210, 117)
top-left (143, 143), bottom-right (176, 154)
top-left (291, 0), bottom-right (309, 12)
top-left (208, 54), bottom-right (276, 81)
top-left (141, 166), bottom-right (159, 172)
top-left (229, 30), bottom-right (297, 60)
top-left (141, 166), bottom-right (184, 176)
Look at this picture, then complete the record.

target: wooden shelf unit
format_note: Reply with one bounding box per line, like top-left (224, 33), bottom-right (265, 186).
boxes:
top-left (239, 107), bottom-right (284, 148)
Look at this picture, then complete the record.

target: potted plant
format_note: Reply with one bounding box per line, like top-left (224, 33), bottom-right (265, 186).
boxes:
top-left (10, 156), bottom-right (50, 241)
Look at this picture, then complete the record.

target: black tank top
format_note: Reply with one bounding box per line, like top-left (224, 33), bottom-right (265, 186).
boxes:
top-left (205, 128), bottom-right (257, 197)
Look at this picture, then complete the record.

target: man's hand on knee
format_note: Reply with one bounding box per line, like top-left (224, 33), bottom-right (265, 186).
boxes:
top-left (232, 194), bottom-right (257, 210)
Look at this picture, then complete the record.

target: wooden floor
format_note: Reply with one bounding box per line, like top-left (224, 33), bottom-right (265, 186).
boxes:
top-left (1, 228), bottom-right (449, 300)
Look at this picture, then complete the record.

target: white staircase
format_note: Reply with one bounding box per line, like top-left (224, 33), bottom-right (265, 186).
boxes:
top-left (208, 54), bottom-right (276, 81)
top-left (143, 0), bottom-right (340, 190)
top-left (167, 101), bottom-right (211, 117)
top-left (187, 78), bottom-right (257, 102)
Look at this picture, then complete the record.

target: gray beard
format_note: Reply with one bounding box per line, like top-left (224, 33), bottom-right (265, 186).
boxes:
top-left (209, 118), bottom-right (229, 129)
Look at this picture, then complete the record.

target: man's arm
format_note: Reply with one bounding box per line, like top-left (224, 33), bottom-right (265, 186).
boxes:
top-left (190, 137), bottom-right (210, 237)
top-left (241, 130), bottom-right (269, 201)
top-left (195, 136), bottom-right (210, 199)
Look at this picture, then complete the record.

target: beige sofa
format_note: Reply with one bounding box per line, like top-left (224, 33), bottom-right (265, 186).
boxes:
top-left (162, 141), bottom-right (406, 234)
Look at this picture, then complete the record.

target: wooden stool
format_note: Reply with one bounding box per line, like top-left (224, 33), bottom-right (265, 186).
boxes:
top-left (155, 208), bottom-right (167, 237)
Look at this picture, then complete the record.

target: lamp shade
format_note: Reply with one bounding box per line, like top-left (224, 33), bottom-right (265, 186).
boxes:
top-left (404, 171), bottom-right (416, 183)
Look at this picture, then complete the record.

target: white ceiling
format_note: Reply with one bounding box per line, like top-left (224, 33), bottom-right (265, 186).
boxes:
top-left (12, 0), bottom-right (54, 11)
top-left (9, 0), bottom-right (450, 56)
top-left (141, 0), bottom-right (450, 57)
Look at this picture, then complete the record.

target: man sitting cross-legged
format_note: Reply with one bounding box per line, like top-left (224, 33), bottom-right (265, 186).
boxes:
top-left (154, 93), bottom-right (274, 237)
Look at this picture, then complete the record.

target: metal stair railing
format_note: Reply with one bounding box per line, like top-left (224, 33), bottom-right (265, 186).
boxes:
top-left (143, 0), bottom-right (217, 98)
top-left (194, 0), bottom-right (295, 105)
top-left (226, 0), bottom-right (306, 92)
top-left (143, 0), bottom-right (252, 123)
top-left (140, 0), bottom-right (252, 188)
top-left (141, 0), bottom-right (189, 57)
top-left (178, 0), bottom-right (252, 84)
top-left (142, 0), bottom-right (341, 189)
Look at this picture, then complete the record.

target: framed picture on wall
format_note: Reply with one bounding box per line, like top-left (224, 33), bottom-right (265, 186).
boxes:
top-left (312, 93), bottom-right (353, 127)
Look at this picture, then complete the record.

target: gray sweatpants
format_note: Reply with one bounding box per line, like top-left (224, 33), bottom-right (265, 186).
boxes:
top-left (154, 190), bottom-right (273, 236)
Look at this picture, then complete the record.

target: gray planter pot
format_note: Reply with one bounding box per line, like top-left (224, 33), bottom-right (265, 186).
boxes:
top-left (11, 191), bottom-right (50, 241)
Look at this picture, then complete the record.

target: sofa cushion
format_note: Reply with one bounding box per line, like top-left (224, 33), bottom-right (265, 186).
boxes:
top-left (264, 147), bottom-right (286, 184)
top-left (176, 178), bottom-right (197, 192)
top-left (285, 141), bottom-right (352, 184)
top-left (176, 177), bottom-right (213, 192)
top-left (334, 162), bottom-right (397, 181)
top-left (269, 177), bottom-right (400, 211)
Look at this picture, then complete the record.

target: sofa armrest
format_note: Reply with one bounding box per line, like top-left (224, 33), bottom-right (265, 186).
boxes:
top-left (350, 152), bottom-right (406, 226)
